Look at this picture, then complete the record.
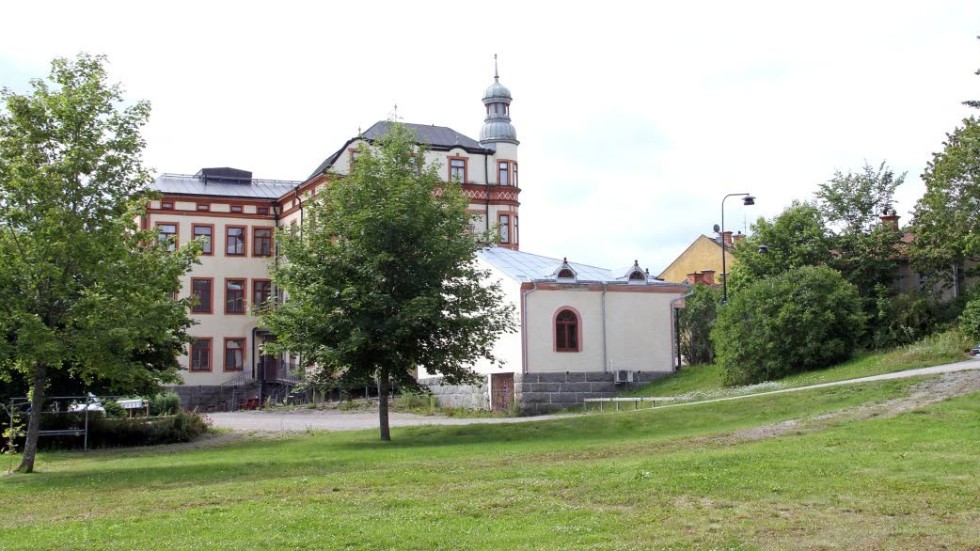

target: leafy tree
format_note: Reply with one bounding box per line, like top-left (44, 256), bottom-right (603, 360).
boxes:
top-left (262, 122), bottom-right (515, 441)
top-left (713, 265), bottom-right (865, 386)
top-left (910, 118), bottom-right (980, 286)
top-left (0, 54), bottom-right (197, 472)
top-left (677, 283), bottom-right (720, 365)
top-left (726, 201), bottom-right (833, 291)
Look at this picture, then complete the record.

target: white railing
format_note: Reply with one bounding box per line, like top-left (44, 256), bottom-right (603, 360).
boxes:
top-left (583, 396), bottom-right (679, 411)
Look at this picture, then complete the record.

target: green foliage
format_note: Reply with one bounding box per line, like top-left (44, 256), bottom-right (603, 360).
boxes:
top-left (263, 122), bottom-right (515, 440)
top-left (102, 399), bottom-right (126, 419)
top-left (148, 392), bottom-right (180, 416)
top-left (676, 283), bottom-right (719, 365)
top-left (713, 265), bottom-right (866, 386)
top-left (0, 54), bottom-right (197, 472)
top-left (911, 116), bottom-right (980, 286)
top-left (957, 296), bottom-right (980, 341)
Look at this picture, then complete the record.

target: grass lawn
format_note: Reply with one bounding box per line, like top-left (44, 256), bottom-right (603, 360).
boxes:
top-left (629, 330), bottom-right (972, 399)
top-left (2, 375), bottom-right (978, 549)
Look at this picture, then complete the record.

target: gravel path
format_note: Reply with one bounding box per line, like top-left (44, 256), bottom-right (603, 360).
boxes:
top-left (207, 360), bottom-right (980, 433)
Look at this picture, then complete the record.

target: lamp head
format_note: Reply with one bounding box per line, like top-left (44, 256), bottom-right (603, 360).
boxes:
top-left (743, 195), bottom-right (756, 206)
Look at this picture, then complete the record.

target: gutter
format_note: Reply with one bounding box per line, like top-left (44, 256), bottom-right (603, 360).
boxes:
top-left (520, 281), bottom-right (538, 374)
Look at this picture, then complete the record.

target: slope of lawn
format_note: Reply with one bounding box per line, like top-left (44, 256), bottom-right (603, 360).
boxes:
top-left (629, 330), bottom-right (971, 399)
top-left (2, 374), bottom-right (979, 549)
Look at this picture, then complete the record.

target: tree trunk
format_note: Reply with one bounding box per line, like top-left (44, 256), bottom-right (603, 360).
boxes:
top-left (378, 367), bottom-right (391, 441)
top-left (16, 362), bottom-right (46, 474)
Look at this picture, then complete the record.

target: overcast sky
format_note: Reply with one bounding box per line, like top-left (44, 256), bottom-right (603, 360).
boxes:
top-left (2, 1), bottom-right (978, 273)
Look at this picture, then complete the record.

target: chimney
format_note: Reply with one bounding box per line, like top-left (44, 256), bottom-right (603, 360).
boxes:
top-left (721, 231), bottom-right (733, 246)
top-left (880, 208), bottom-right (900, 232)
top-left (686, 272), bottom-right (704, 285)
top-left (701, 270), bottom-right (716, 286)
top-left (732, 231), bottom-right (745, 244)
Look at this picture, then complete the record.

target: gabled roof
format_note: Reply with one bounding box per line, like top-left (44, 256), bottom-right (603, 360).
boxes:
top-left (478, 247), bottom-right (673, 286)
top-left (656, 234), bottom-right (725, 280)
top-left (151, 173), bottom-right (300, 199)
top-left (307, 121), bottom-right (491, 180)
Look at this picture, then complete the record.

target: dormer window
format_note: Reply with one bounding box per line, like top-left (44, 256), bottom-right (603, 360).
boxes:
top-left (554, 258), bottom-right (577, 282)
top-left (625, 260), bottom-right (648, 285)
top-left (449, 156), bottom-right (467, 183)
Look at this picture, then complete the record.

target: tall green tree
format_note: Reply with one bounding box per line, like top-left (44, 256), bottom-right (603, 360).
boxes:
top-left (262, 122), bottom-right (515, 441)
top-left (0, 54), bottom-right (197, 473)
top-left (676, 283), bottom-right (720, 365)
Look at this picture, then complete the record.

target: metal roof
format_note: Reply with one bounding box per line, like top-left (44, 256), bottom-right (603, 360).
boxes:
top-left (151, 173), bottom-right (300, 199)
top-left (477, 247), bottom-right (673, 285)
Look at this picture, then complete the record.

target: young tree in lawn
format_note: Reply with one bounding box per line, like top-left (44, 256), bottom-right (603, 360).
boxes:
top-left (262, 122), bottom-right (515, 441)
top-left (0, 54), bottom-right (197, 473)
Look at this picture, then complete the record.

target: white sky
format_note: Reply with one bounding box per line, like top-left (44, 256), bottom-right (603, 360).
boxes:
top-left (1, 1), bottom-right (978, 273)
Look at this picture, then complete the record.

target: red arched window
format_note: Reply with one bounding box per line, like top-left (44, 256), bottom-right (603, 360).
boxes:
top-left (555, 309), bottom-right (579, 352)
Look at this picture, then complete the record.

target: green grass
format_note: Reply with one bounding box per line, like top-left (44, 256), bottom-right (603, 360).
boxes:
top-left (629, 330), bottom-right (972, 399)
top-left (2, 375), bottom-right (978, 549)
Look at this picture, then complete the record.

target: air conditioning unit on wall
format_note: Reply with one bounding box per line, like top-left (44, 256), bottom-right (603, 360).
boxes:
top-left (614, 370), bottom-right (634, 384)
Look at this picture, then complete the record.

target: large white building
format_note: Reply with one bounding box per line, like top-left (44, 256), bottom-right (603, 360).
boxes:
top-left (143, 69), bottom-right (686, 411)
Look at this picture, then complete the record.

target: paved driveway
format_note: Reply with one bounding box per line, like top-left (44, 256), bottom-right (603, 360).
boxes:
top-left (208, 360), bottom-right (980, 433)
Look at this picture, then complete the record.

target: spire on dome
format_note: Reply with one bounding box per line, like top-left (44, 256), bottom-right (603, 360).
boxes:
top-left (480, 55), bottom-right (518, 146)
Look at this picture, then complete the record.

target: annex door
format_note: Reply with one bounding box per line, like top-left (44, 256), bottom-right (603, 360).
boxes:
top-left (490, 373), bottom-right (515, 412)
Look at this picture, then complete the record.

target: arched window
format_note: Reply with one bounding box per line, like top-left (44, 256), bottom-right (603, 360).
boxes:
top-left (557, 268), bottom-right (575, 279)
top-left (629, 270), bottom-right (646, 282)
top-left (555, 309), bottom-right (579, 352)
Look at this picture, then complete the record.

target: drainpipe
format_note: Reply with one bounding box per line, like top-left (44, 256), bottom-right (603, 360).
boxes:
top-left (293, 187), bottom-right (304, 239)
top-left (520, 281), bottom-right (538, 374)
top-left (670, 289), bottom-right (696, 371)
top-left (601, 282), bottom-right (609, 373)
top-left (484, 153), bottom-right (491, 233)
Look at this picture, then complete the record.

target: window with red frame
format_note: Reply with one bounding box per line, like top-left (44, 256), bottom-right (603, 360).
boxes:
top-left (226, 227), bottom-right (245, 256)
top-left (157, 223), bottom-right (177, 252)
top-left (226, 279), bottom-right (246, 313)
top-left (498, 214), bottom-right (510, 244)
top-left (192, 225), bottom-right (213, 255)
top-left (253, 228), bottom-right (273, 257)
top-left (449, 158), bottom-right (466, 182)
top-left (225, 339), bottom-right (245, 371)
top-left (190, 338), bottom-right (212, 371)
top-left (191, 278), bottom-right (212, 313)
top-left (498, 161), bottom-right (509, 186)
top-left (253, 280), bottom-right (273, 310)
top-left (555, 309), bottom-right (579, 352)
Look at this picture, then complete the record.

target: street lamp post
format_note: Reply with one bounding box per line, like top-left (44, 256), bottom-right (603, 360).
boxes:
top-left (720, 192), bottom-right (755, 303)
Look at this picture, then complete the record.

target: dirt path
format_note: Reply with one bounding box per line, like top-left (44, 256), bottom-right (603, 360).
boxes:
top-left (206, 361), bottom-right (980, 434)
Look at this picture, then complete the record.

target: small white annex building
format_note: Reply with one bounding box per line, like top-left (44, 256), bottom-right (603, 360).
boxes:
top-left (419, 248), bottom-right (687, 413)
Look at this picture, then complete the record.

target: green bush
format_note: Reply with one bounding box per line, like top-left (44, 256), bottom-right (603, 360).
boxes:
top-left (102, 399), bottom-right (127, 419)
top-left (149, 392), bottom-right (181, 416)
top-left (6, 411), bottom-right (210, 450)
top-left (677, 283), bottom-right (720, 365)
top-left (958, 296), bottom-right (980, 341)
top-left (872, 290), bottom-right (936, 349)
top-left (713, 265), bottom-right (866, 386)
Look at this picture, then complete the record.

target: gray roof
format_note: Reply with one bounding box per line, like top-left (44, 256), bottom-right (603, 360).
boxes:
top-left (151, 173), bottom-right (300, 200)
top-left (308, 121), bottom-right (490, 180)
top-left (477, 247), bottom-right (674, 285)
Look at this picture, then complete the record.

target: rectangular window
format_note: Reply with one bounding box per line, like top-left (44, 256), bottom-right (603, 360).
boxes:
top-left (196, 203), bottom-right (210, 212)
top-left (224, 338), bottom-right (245, 371)
top-left (190, 338), bottom-right (212, 371)
top-left (253, 280), bottom-right (273, 310)
top-left (226, 279), bottom-right (246, 314)
top-left (513, 216), bottom-right (519, 245)
top-left (498, 162), bottom-right (509, 186)
top-left (253, 227), bottom-right (273, 257)
top-left (191, 278), bottom-right (213, 314)
top-left (513, 162), bottom-right (518, 187)
top-left (157, 223), bottom-right (177, 252)
top-left (230, 205), bottom-right (244, 214)
top-left (160, 201), bottom-right (174, 210)
top-left (499, 214), bottom-right (510, 244)
top-left (192, 224), bottom-right (213, 255)
top-left (226, 226), bottom-right (246, 256)
top-left (257, 206), bottom-right (270, 216)
top-left (449, 157), bottom-right (467, 182)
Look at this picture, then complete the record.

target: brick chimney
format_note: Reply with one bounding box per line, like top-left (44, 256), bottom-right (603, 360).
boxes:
top-left (880, 208), bottom-right (900, 232)
top-left (701, 270), bottom-right (716, 286)
top-left (721, 231), bottom-right (733, 246)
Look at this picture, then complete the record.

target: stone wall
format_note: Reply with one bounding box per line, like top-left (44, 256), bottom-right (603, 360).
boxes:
top-left (420, 371), bottom-right (668, 414)
top-left (418, 377), bottom-right (489, 410)
top-left (516, 371), bottom-right (667, 414)
top-left (167, 383), bottom-right (259, 412)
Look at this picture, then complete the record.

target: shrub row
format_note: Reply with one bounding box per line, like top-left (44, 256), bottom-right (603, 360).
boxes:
top-left (4, 410), bottom-right (209, 451)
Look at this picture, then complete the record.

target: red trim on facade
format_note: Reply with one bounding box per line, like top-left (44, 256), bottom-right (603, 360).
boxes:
top-left (225, 225), bottom-right (248, 257)
top-left (223, 337), bottom-right (246, 372)
top-left (191, 223), bottom-right (215, 256)
top-left (190, 277), bottom-right (214, 314)
top-left (553, 306), bottom-right (583, 353)
top-left (520, 282), bottom-right (688, 294)
top-left (189, 337), bottom-right (213, 372)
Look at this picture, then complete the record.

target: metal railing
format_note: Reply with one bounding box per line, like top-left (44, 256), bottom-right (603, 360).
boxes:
top-left (583, 396), bottom-right (679, 412)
